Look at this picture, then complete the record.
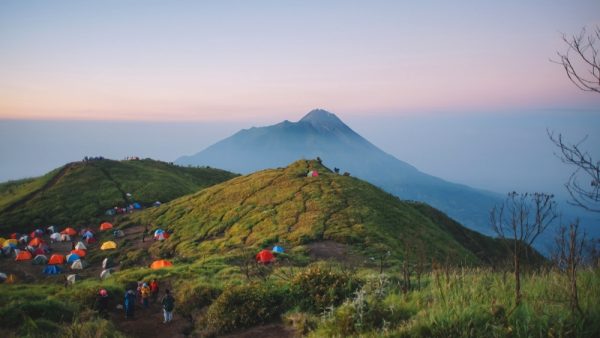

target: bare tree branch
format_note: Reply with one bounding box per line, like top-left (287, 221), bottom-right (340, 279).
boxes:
top-left (548, 129), bottom-right (600, 212)
top-left (552, 26), bottom-right (600, 93)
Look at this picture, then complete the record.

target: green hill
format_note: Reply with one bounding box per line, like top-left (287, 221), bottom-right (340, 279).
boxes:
top-left (130, 159), bottom-right (510, 265)
top-left (0, 158), bottom-right (237, 231)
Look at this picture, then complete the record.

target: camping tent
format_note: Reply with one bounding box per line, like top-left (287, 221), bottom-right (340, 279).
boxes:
top-left (256, 249), bottom-right (275, 264)
top-left (133, 202), bottom-right (142, 210)
top-left (47, 225), bottom-right (56, 233)
top-left (29, 237), bottom-right (44, 247)
top-left (61, 227), bottom-right (77, 236)
top-left (50, 233), bottom-right (62, 242)
top-left (60, 234), bottom-right (71, 242)
top-left (100, 269), bottom-right (112, 279)
top-left (33, 254), bottom-right (48, 265)
top-left (74, 242), bottom-right (87, 250)
top-left (150, 259), bottom-right (173, 269)
top-left (154, 229), bottom-right (169, 241)
top-left (66, 253), bottom-right (81, 263)
top-left (307, 170), bottom-right (319, 177)
top-left (153, 201), bottom-right (161, 207)
top-left (102, 257), bottom-right (114, 269)
top-left (82, 230), bottom-right (94, 239)
top-left (71, 259), bottom-right (88, 270)
top-left (48, 254), bottom-right (65, 265)
top-left (19, 235), bottom-right (29, 243)
top-left (71, 249), bottom-right (86, 258)
top-left (67, 274), bottom-right (81, 284)
top-left (15, 251), bottom-right (32, 261)
top-left (3, 239), bottom-right (18, 247)
top-left (100, 241), bottom-right (117, 250)
top-left (85, 236), bottom-right (97, 244)
top-left (100, 222), bottom-right (113, 231)
top-left (113, 230), bottom-right (125, 238)
top-left (272, 245), bottom-right (285, 254)
top-left (43, 265), bottom-right (62, 275)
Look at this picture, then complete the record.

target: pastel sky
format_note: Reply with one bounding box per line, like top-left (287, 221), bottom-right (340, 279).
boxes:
top-left (1, 0), bottom-right (599, 121)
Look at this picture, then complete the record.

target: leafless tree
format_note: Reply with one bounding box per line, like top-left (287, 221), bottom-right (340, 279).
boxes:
top-left (553, 220), bottom-right (586, 314)
top-left (554, 26), bottom-right (600, 93)
top-left (548, 131), bottom-right (600, 212)
top-left (550, 26), bottom-right (600, 213)
top-left (490, 192), bottom-right (558, 305)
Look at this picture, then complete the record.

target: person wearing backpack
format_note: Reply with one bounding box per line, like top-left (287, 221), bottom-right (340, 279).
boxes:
top-left (161, 289), bottom-right (175, 323)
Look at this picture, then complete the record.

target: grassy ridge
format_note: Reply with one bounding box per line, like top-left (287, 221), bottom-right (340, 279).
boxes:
top-left (0, 159), bottom-right (237, 230)
top-left (130, 159), bottom-right (509, 265)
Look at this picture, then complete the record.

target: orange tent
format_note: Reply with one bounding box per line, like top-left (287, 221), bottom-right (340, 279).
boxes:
top-left (99, 222), bottom-right (113, 231)
top-left (256, 249), bottom-right (275, 264)
top-left (150, 259), bottom-right (173, 269)
top-left (61, 227), bottom-right (77, 236)
top-left (48, 254), bottom-right (65, 265)
top-left (29, 237), bottom-right (44, 247)
top-left (15, 251), bottom-right (32, 261)
top-left (71, 249), bottom-right (86, 258)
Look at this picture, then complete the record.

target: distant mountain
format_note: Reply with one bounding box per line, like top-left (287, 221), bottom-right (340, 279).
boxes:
top-left (0, 158), bottom-right (237, 231)
top-left (176, 109), bottom-right (502, 234)
top-left (131, 159), bottom-right (513, 264)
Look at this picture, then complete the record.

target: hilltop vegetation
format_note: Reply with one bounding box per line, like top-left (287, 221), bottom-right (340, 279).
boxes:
top-left (130, 159), bottom-right (511, 265)
top-left (0, 158), bottom-right (237, 231)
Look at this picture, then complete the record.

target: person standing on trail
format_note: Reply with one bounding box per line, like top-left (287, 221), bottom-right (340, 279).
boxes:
top-left (161, 289), bottom-right (175, 324)
top-left (124, 289), bottom-right (136, 319)
top-left (141, 283), bottom-right (151, 308)
top-left (150, 278), bottom-right (159, 303)
top-left (96, 289), bottom-right (109, 318)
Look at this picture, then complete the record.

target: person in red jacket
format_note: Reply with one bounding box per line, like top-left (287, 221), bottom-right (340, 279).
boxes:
top-left (150, 278), bottom-right (159, 303)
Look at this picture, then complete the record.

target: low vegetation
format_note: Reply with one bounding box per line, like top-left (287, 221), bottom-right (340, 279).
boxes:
top-left (0, 158), bottom-right (237, 231)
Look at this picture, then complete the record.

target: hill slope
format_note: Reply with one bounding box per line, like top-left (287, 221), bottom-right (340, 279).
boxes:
top-left (132, 159), bottom-right (509, 264)
top-left (176, 109), bottom-right (502, 234)
top-left (0, 158), bottom-right (237, 230)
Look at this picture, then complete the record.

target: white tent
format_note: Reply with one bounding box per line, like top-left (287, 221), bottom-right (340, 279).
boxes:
top-left (60, 234), bottom-right (71, 241)
top-left (100, 269), bottom-right (112, 279)
top-left (71, 259), bottom-right (87, 270)
top-left (67, 274), bottom-right (81, 284)
top-left (50, 233), bottom-right (61, 241)
top-left (74, 241), bottom-right (87, 250)
top-left (47, 225), bottom-right (56, 233)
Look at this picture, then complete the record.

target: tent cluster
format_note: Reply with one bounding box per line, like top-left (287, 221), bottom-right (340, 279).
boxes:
top-left (4, 221), bottom-right (126, 281)
top-left (105, 201), bottom-right (144, 216)
top-left (307, 170), bottom-right (319, 177)
top-left (255, 245), bottom-right (286, 264)
top-left (154, 229), bottom-right (170, 241)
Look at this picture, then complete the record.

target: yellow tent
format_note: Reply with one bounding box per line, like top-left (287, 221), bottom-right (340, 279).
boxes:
top-left (100, 241), bottom-right (118, 250)
top-left (0, 237), bottom-right (6, 244)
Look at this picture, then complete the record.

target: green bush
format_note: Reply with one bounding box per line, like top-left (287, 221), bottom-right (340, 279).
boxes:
top-left (60, 318), bottom-right (127, 338)
top-left (291, 264), bottom-right (360, 313)
top-left (203, 282), bottom-right (290, 335)
top-left (175, 281), bottom-right (222, 317)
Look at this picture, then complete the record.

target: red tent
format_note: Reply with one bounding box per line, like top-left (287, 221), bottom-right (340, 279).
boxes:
top-left (256, 249), bottom-right (275, 264)
top-left (48, 254), bottom-right (65, 265)
top-left (61, 227), bottom-right (77, 236)
top-left (99, 222), bottom-right (113, 231)
top-left (15, 251), bottom-right (32, 261)
top-left (29, 237), bottom-right (44, 247)
top-left (71, 249), bottom-right (86, 258)
top-left (10, 233), bottom-right (18, 239)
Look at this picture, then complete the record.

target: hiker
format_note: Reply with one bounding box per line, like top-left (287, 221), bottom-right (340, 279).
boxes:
top-left (141, 282), bottom-right (151, 308)
top-left (161, 289), bottom-right (175, 324)
top-left (136, 281), bottom-right (143, 304)
top-left (124, 289), bottom-right (136, 319)
top-left (150, 278), bottom-right (159, 303)
top-left (96, 289), bottom-right (109, 318)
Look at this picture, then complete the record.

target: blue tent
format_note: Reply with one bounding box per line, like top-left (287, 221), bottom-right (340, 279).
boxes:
top-left (154, 229), bottom-right (165, 236)
top-left (133, 203), bottom-right (142, 210)
top-left (272, 246), bottom-right (285, 254)
top-left (82, 231), bottom-right (94, 239)
top-left (66, 253), bottom-right (81, 263)
top-left (43, 265), bottom-right (62, 275)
